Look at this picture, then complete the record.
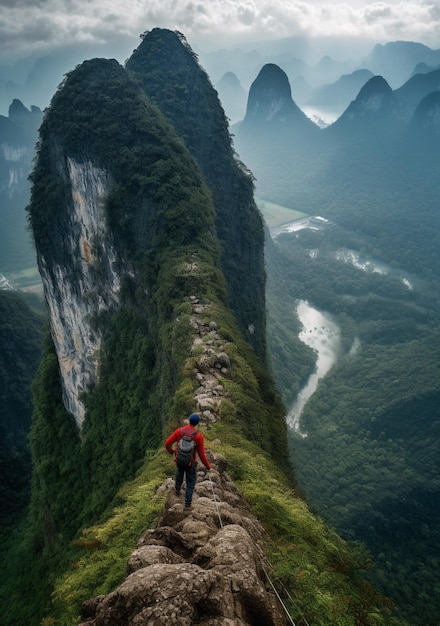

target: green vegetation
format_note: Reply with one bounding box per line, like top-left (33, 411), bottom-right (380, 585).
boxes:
top-left (264, 200), bottom-right (440, 624)
top-left (42, 448), bottom-right (169, 625)
top-left (0, 32), bottom-right (415, 626)
top-left (126, 28), bottom-right (267, 358)
top-left (2, 52), bottom-right (299, 626)
top-left (290, 340), bottom-right (440, 625)
top-left (237, 125), bottom-right (440, 291)
top-left (234, 71), bottom-right (440, 625)
top-left (0, 290), bottom-right (44, 525)
top-left (30, 425), bottom-right (402, 626)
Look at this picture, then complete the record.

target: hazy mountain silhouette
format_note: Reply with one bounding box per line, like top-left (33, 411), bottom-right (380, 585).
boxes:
top-left (238, 63), bottom-right (319, 138)
top-left (311, 55), bottom-right (355, 85)
top-left (309, 69), bottom-right (374, 111)
top-left (410, 90), bottom-right (440, 135)
top-left (394, 67), bottom-right (440, 118)
top-left (0, 100), bottom-right (42, 272)
top-left (327, 75), bottom-right (404, 136)
top-left (216, 71), bottom-right (247, 123)
top-left (412, 61), bottom-right (440, 76)
top-left (362, 41), bottom-right (440, 88)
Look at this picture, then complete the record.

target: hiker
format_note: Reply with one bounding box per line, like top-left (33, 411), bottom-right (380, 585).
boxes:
top-left (165, 413), bottom-right (211, 508)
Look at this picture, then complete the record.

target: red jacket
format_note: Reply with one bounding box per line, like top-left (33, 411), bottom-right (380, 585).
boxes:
top-left (165, 425), bottom-right (211, 469)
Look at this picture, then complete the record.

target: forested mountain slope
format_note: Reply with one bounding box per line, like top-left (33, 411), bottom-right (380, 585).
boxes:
top-left (126, 29), bottom-right (266, 359)
top-left (0, 290), bottom-right (44, 526)
top-left (234, 61), bottom-right (440, 625)
top-left (0, 29), bottom-right (403, 626)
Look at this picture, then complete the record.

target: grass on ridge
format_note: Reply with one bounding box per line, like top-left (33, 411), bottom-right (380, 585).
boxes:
top-left (47, 423), bottom-right (401, 626)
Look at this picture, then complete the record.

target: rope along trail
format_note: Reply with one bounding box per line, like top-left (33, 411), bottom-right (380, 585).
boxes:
top-left (207, 470), bottom-right (299, 626)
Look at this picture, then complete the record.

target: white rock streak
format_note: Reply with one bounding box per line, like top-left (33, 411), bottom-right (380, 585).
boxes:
top-left (40, 158), bottom-right (122, 427)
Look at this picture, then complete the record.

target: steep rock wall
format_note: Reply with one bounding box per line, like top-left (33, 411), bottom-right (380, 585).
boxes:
top-left (38, 157), bottom-right (125, 426)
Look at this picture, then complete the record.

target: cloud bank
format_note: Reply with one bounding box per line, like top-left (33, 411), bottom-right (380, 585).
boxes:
top-left (0, 0), bottom-right (439, 62)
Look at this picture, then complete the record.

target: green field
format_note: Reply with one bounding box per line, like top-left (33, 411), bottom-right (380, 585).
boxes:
top-left (256, 198), bottom-right (307, 228)
top-left (7, 266), bottom-right (42, 291)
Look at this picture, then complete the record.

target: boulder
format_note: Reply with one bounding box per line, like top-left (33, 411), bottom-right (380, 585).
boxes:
top-left (79, 455), bottom-right (288, 626)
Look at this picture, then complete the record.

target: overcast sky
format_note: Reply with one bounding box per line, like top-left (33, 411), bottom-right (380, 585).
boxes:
top-left (1, 0), bottom-right (439, 65)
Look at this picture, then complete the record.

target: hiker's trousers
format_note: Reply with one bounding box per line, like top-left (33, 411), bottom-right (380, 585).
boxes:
top-left (175, 462), bottom-right (197, 506)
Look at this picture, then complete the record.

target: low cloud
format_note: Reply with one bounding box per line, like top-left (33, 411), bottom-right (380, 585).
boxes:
top-left (0, 0), bottom-right (439, 62)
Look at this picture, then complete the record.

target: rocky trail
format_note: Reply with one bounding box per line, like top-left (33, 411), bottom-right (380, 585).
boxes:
top-left (79, 453), bottom-right (289, 626)
top-left (78, 295), bottom-right (289, 625)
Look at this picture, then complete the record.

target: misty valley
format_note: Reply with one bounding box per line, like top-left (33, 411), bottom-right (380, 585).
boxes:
top-left (250, 126), bottom-right (440, 623)
top-left (1, 28), bottom-right (440, 626)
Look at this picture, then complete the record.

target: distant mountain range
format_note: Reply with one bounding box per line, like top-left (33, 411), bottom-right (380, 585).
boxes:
top-left (0, 100), bottom-right (41, 274)
top-left (212, 39), bottom-right (440, 122)
top-left (231, 44), bottom-right (440, 626)
top-left (2, 37), bottom-right (440, 124)
top-left (233, 59), bottom-right (440, 143)
top-left (3, 37), bottom-right (440, 279)
top-left (233, 57), bottom-right (440, 282)
top-left (362, 40), bottom-right (440, 88)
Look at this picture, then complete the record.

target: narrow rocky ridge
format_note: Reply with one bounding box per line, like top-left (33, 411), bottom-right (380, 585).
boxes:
top-left (78, 296), bottom-right (289, 625)
top-left (79, 456), bottom-right (288, 626)
top-left (189, 294), bottom-right (231, 426)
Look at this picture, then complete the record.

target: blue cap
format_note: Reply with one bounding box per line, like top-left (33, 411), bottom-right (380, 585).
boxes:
top-left (189, 413), bottom-right (200, 425)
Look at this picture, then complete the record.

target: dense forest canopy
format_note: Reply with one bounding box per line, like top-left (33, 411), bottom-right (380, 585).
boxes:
top-left (0, 290), bottom-right (44, 524)
top-left (241, 76), bottom-right (440, 625)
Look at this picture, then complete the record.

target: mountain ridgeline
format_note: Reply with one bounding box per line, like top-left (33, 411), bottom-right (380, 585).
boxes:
top-left (2, 29), bottom-right (405, 626)
top-left (28, 46), bottom-right (272, 523)
top-left (125, 29), bottom-right (266, 359)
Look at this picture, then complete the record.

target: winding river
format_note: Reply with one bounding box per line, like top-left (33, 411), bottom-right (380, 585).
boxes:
top-left (287, 300), bottom-right (342, 436)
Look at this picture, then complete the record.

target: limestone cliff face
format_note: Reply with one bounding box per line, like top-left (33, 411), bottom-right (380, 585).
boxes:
top-left (126, 29), bottom-right (267, 358)
top-left (38, 157), bottom-right (123, 425)
top-left (79, 454), bottom-right (288, 626)
top-left (28, 57), bottom-right (219, 428)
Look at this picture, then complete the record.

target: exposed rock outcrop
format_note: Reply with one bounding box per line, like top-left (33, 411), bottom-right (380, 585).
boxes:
top-left (189, 295), bottom-right (230, 424)
top-left (79, 453), bottom-right (288, 626)
top-left (39, 157), bottom-right (123, 425)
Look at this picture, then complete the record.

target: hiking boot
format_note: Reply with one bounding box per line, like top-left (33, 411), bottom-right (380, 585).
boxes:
top-left (175, 488), bottom-right (181, 496)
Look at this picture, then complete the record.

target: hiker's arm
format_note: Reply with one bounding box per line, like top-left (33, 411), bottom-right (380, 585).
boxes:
top-left (164, 430), bottom-right (178, 455)
top-left (195, 434), bottom-right (211, 469)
